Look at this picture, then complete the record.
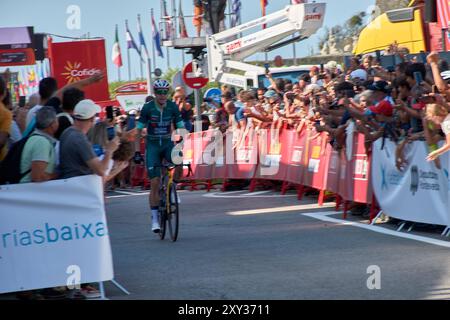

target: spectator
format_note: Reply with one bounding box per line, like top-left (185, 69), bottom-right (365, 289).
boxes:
top-left (0, 76), bottom-right (12, 162)
top-left (54, 87), bottom-right (85, 139)
top-left (20, 106), bottom-right (59, 183)
top-left (59, 99), bottom-right (120, 179)
top-left (25, 77), bottom-right (59, 127)
top-left (87, 121), bottom-right (130, 185)
top-left (425, 103), bottom-right (450, 161)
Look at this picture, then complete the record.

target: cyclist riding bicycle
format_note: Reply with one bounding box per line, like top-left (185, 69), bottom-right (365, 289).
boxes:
top-left (135, 79), bottom-right (185, 233)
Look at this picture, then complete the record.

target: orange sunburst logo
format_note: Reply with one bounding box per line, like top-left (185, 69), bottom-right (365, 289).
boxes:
top-left (61, 61), bottom-right (83, 84)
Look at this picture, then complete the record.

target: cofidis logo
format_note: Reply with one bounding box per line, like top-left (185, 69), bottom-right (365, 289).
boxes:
top-left (61, 61), bottom-right (101, 83)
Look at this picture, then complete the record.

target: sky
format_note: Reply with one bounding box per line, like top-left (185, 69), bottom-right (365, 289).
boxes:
top-left (1, 0), bottom-right (376, 82)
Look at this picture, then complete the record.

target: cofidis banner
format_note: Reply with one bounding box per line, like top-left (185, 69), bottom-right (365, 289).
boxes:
top-left (48, 39), bottom-right (110, 102)
top-left (371, 139), bottom-right (450, 226)
top-left (0, 175), bottom-right (114, 294)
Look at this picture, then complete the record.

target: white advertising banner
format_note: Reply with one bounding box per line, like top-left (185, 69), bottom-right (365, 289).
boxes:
top-left (0, 175), bottom-right (114, 294)
top-left (371, 139), bottom-right (450, 226)
top-left (116, 94), bottom-right (147, 112)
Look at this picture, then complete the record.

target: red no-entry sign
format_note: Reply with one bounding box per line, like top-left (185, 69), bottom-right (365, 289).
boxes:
top-left (182, 61), bottom-right (209, 89)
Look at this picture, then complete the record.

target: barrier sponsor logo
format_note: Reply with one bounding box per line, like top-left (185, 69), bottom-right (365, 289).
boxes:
top-left (0, 222), bottom-right (107, 253)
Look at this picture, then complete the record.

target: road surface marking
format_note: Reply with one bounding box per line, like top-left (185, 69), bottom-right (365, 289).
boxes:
top-left (228, 203), bottom-right (335, 215)
top-left (305, 211), bottom-right (450, 249)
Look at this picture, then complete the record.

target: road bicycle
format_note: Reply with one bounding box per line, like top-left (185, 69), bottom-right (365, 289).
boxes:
top-left (156, 163), bottom-right (192, 242)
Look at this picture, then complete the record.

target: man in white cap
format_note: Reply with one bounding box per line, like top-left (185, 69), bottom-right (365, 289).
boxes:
top-left (59, 99), bottom-right (120, 179)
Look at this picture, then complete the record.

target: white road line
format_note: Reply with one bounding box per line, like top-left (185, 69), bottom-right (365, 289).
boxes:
top-left (304, 211), bottom-right (450, 249)
top-left (246, 191), bottom-right (271, 196)
top-left (106, 192), bottom-right (149, 199)
top-left (203, 191), bottom-right (296, 198)
top-left (228, 203), bottom-right (336, 215)
top-left (113, 190), bottom-right (145, 196)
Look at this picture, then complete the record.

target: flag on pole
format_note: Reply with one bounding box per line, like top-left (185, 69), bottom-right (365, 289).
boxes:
top-left (151, 9), bottom-right (164, 58)
top-left (178, 0), bottom-right (189, 38)
top-left (112, 24), bottom-right (123, 67)
top-left (162, 0), bottom-right (172, 40)
top-left (137, 15), bottom-right (149, 59)
top-left (231, 0), bottom-right (242, 28)
top-left (261, 0), bottom-right (268, 29)
top-left (126, 20), bottom-right (142, 56)
top-left (17, 69), bottom-right (26, 96)
top-left (291, 0), bottom-right (307, 4)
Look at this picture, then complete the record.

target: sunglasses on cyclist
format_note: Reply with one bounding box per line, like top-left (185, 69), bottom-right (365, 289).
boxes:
top-left (155, 89), bottom-right (169, 95)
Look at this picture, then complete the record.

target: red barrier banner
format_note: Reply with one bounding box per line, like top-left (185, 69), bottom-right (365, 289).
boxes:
top-left (323, 144), bottom-right (340, 194)
top-left (351, 133), bottom-right (372, 203)
top-left (182, 133), bottom-right (195, 180)
top-left (193, 130), bottom-right (219, 180)
top-left (226, 128), bottom-right (258, 180)
top-left (302, 129), bottom-right (329, 190)
top-left (337, 149), bottom-right (353, 201)
top-left (254, 128), bottom-right (290, 181)
top-left (48, 39), bottom-right (109, 102)
top-left (285, 128), bottom-right (307, 185)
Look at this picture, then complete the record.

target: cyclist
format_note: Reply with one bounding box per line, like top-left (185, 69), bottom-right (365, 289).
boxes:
top-left (135, 79), bottom-right (185, 233)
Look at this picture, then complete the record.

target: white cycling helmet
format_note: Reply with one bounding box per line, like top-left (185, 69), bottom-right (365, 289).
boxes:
top-left (153, 79), bottom-right (171, 90)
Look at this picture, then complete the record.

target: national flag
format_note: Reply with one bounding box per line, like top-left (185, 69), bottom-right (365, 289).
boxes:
top-left (231, 0), bottom-right (242, 28)
top-left (126, 20), bottom-right (142, 56)
top-left (112, 24), bottom-right (123, 67)
top-left (151, 10), bottom-right (164, 58)
top-left (437, 0), bottom-right (450, 29)
top-left (261, 0), bottom-right (268, 29)
top-left (162, 0), bottom-right (172, 40)
top-left (137, 15), bottom-right (149, 59)
top-left (38, 61), bottom-right (45, 80)
top-left (178, 0), bottom-right (189, 38)
top-left (17, 69), bottom-right (26, 96)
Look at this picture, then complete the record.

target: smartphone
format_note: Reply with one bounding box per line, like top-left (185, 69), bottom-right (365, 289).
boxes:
top-left (375, 50), bottom-right (381, 63)
top-left (420, 52), bottom-right (427, 64)
top-left (432, 85), bottom-right (438, 94)
top-left (320, 63), bottom-right (324, 73)
top-left (264, 63), bottom-right (270, 75)
top-left (413, 71), bottom-right (423, 85)
top-left (106, 106), bottom-right (114, 121)
top-left (19, 96), bottom-right (26, 108)
top-left (107, 127), bottom-right (116, 141)
top-left (127, 114), bottom-right (136, 130)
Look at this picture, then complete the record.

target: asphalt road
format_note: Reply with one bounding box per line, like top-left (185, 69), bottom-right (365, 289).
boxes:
top-left (102, 187), bottom-right (450, 300)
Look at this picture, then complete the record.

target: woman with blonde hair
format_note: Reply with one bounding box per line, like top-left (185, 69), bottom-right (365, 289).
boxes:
top-left (87, 121), bottom-right (130, 184)
top-left (425, 103), bottom-right (450, 161)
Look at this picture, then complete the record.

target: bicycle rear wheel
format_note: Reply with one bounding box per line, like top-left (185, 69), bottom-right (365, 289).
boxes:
top-left (167, 183), bottom-right (179, 242)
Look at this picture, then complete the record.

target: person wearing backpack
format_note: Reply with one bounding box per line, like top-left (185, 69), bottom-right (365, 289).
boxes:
top-left (19, 106), bottom-right (59, 183)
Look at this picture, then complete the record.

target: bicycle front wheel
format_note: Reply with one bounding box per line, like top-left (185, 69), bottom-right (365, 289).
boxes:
top-left (167, 183), bottom-right (179, 242)
top-left (159, 188), bottom-right (167, 240)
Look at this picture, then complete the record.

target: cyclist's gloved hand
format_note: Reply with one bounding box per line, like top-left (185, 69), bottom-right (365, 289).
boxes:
top-left (133, 151), bottom-right (144, 164)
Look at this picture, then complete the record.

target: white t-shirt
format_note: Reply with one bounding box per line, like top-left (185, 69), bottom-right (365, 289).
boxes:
top-left (441, 114), bottom-right (450, 136)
